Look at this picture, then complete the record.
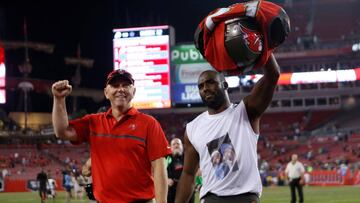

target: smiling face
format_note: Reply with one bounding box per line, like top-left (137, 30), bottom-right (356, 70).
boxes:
top-left (198, 70), bottom-right (228, 110)
top-left (223, 147), bottom-right (235, 163)
top-left (104, 80), bottom-right (136, 110)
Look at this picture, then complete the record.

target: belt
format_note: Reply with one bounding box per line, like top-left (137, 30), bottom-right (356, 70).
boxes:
top-left (205, 192), bottom-right (259, 198)
top-left (290, 177), bottom-right (301, 181)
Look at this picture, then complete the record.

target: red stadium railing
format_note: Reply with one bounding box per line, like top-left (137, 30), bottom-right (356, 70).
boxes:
top-left (309, 169), bottom-right (360, 186)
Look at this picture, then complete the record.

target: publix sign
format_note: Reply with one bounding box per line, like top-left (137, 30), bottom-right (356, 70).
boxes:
top-left (171, 44), bottom-right (206, 64)
top-left (171, 44), bottom-right (214, 104)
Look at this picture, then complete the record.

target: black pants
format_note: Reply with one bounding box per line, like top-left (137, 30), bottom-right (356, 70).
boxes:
top-left (84, 183), bottom-right (97, 201)
top-left (202, 192), bottom-right (259, 203)
top-left (167, 185), bottom-right (194, 203)
top-left (38, 187), bottom-right (47, 199)
top-left (289, 178), bottom-right (303, 203)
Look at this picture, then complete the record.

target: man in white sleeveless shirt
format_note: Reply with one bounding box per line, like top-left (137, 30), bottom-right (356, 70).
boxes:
top-left (175, 54), bottom-right (280, 203)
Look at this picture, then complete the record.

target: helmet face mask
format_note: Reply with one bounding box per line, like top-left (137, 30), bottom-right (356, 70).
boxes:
top-left (194, 25), bottom-right (205, 56)
top-left (268, 8), bottom-right (290, 49)
top-left (224, 17), bottom-right (263, 70)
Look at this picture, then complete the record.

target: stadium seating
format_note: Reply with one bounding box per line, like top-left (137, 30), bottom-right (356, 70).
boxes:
top-left (1, 0), bottom-right (360, 191)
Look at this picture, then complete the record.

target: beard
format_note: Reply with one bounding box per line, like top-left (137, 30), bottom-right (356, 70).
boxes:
top-left (172, 149), bottom-right (183, 156)
top-left (201, 89), bottom-right (227, 110)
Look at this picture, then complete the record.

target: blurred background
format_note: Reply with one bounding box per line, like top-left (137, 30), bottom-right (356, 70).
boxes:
top-left (0, 0), bottom-right (359, 202)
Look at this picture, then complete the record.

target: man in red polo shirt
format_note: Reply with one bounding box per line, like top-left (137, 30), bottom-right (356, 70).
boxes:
top-left (51, 69), bottom-right (171, 203)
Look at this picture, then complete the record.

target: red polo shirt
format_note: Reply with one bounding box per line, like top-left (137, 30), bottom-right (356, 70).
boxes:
top-left (69, 107), bottom-right (171, 203)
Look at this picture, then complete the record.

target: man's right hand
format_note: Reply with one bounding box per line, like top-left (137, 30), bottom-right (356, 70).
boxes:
top-left (52, 80), bottom-right (72, 98)
top-left (167, 178), bottom-right (174, 187)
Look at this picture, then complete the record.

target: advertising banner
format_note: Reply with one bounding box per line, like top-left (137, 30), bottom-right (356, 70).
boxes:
top-left (171, 44), bottom-right (213, 104)
top-left (0, 178), bottom-right (3, 192)
top-left (172, 83), bottom-right (202, 104)
top-left (27, 180), bottom-right (39, 191)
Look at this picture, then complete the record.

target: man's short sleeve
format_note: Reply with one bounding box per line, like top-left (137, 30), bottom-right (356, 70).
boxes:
top-left (69, 115), bottom-right (91, 144)
top-left (285, 163), bottom-right (289, 174)
top-left (146, 117), bottom-right (171, 161)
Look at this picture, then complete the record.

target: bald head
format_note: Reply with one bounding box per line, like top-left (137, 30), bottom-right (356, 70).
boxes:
top-left (171, 138), bottom-right (183, 156)
top-left (198, 70), bottom-right (226, 84)
top-left (197, 70), bottom-right (230, 112)
top-left (291, 154), bottom-right (298, 163)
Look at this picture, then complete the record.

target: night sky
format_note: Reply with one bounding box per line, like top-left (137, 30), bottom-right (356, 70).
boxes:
top-left (0, 0), bottom-right (283, 113)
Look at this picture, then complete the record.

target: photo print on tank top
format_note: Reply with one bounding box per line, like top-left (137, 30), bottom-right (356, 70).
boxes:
top-left (207, 133), bottom-right (239, 180)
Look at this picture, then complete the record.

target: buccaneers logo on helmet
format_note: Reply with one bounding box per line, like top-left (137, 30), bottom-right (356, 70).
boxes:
top-left (224, 17), bottom-right (263, 70)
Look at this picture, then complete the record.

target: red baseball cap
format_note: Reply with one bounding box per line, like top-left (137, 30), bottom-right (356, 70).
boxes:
top-left (105, 69), bottom-right (135, 86)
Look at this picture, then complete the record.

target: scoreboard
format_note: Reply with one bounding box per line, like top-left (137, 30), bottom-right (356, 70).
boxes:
top-left (0, 47), bottom-right (5, 104)
top-left (113, 25), bottom-right (174, 109)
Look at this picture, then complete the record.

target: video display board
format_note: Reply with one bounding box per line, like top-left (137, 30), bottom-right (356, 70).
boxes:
top-left (0, 47), bottom-right (6, 104)
top-left (113, 25), bottom-right (173, 109)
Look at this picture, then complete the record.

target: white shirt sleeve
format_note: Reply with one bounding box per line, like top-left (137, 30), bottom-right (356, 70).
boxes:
top-left (285, 163), bottom-right (290, 174)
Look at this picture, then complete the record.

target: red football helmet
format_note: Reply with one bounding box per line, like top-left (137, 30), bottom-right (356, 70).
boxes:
top-left (224, 17), bottom-right (263, 71)
top-left (193, 1), bottom-right (290, 75)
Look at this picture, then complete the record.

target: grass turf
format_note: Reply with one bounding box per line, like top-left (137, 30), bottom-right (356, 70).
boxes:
top-left (0, 186), bottom-right (359, 203)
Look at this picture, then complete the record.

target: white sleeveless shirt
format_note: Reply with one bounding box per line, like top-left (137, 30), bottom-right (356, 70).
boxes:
top-left (186, 101), bottom-right (262, 198)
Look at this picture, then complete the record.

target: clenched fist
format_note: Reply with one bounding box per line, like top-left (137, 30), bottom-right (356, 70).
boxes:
top-left (52, 80), bottom-right (72, 98)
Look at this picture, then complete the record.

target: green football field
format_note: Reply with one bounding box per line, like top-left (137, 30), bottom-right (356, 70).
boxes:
top-left (0, 186), bottom-right (359, 203)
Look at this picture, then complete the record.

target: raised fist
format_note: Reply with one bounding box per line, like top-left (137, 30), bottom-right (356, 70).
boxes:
top-left (51, 80), bottom-right (72, 99)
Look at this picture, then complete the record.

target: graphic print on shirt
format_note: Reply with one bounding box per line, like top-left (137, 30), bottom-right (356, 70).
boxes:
top-left (207, 133), bottom-right (239, 180)
top-left (174, 159), bottom-right (184, 171)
